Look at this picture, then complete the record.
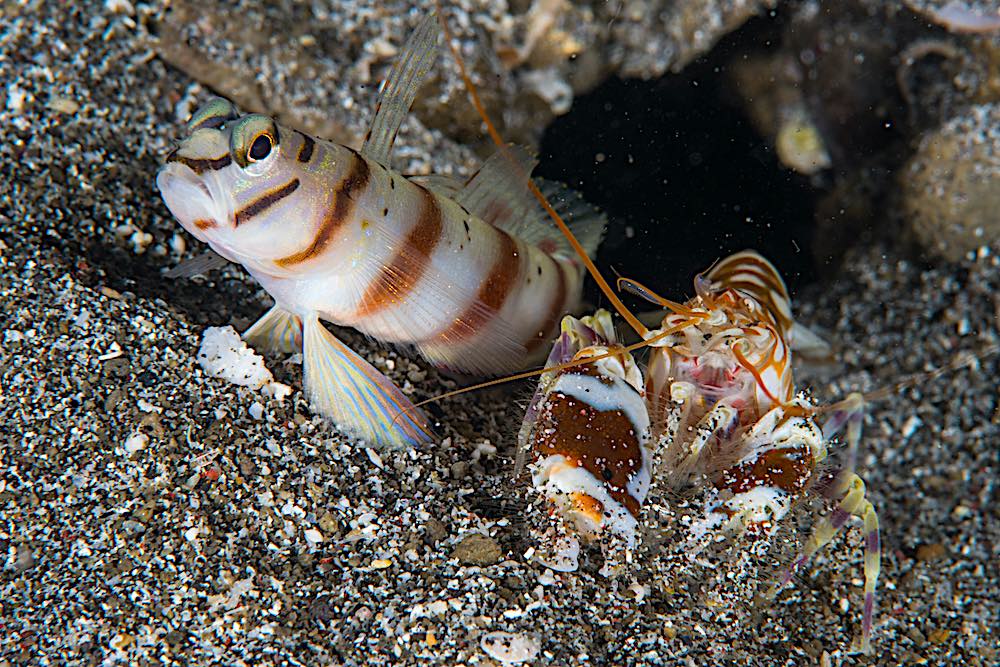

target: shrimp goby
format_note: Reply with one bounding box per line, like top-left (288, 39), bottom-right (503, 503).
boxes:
top-left (157, 15), bottom-right (605, 448)
top-left (520, 310), bottom-right (652, 577)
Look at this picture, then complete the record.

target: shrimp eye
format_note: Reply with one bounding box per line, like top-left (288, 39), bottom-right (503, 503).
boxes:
top-left (229, 114), bottom-right (280, 168)
top-left (249, 134), bottom-right (272, 161)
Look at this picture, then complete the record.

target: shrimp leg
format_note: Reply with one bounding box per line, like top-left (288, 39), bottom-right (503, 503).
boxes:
top-left (765, 392), bottom-right (880, 653)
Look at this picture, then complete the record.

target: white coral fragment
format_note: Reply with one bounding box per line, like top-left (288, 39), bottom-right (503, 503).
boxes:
top-left (481, 631), bottom-right (541, 664)
top-left (197, 326), bottom-right (274, 389)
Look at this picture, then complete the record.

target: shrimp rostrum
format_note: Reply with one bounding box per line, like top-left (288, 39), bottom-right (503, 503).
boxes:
top-left (520, 250), bottom-right (881, 651)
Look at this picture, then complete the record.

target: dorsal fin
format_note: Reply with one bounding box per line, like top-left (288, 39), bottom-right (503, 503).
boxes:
top-left (455, 145), bottom-right (538, 227)
top-left (406, 174), bottom-right (464, 199)
top-left (531, 178), bottom-right (605, 260)
top-left (456, 146), bottom-right (605, 260)
top-left (360, 14), bottom-right (440, 168)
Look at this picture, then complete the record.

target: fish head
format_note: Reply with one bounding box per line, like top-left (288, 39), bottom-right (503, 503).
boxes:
top-left (157, 98), bottom-right (323, 266)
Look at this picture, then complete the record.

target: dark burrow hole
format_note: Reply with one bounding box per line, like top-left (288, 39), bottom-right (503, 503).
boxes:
top-left (535, 16), bottom-right (819, 306)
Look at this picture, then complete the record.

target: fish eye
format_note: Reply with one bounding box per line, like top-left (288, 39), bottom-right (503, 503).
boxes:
top-left (248, 134), bottom-right (272, 162)
top-left (229, 114), bottom-right (280, 169)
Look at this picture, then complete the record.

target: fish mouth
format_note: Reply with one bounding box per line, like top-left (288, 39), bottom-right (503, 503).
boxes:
top-left (156, 162), bottom-right (221, 240)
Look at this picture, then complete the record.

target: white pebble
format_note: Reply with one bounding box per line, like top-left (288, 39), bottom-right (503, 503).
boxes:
top-left (248, 402), bottom-right (265, 420)
top-left (6, 84), bottom-right (27, 113)
top-left (47, 96), bottom-right (79, 114)
top-left (73, 309), bottom-right (91, 330)
top-left (129, 230), bottom-right (153, 254)
top-left (304, 528), bottom-right (324, 544)
top-left (365, 447), bottom-right (384, 469)
top-left (471, 440), bottom-right (497, 462)
top-left (123, 432), bottom-right (148, 454)
top-left (168, 233), bottom-right (186, 255)
top-left (427, 599), bottom-right (448, 616)
top-left (629, 582), bottom-right (650, 604)
top-left (198, 326), bottom-right (274, 389)
top-left (184, 526), bottom-right (200, 542)
top-left (481, 631), bottom-right (540, 664)
top-left (105, 0), bottom-right (135, 15)
top-left (262, 381), bottom-right (292, 401)
top-left (901, 415), bottom-right (922, 439)
top-left (136, 398), bottom-right (161, 413)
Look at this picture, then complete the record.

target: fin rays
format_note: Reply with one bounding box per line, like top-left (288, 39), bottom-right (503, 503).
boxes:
top-left (303, 315), bottom-right (435, 448)
top-left (360, 15), bottom-right (440, 167)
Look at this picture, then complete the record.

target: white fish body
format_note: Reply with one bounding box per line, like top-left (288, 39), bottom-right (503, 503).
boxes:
top-left (157, 16), bottom-right (604, 447)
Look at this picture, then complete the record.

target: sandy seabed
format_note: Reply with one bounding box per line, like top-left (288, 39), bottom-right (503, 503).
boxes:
top-left (2, 2), bottom-right (998, 665)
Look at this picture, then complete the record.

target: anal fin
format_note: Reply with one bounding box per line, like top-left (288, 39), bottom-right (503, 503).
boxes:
top-left (164, 249), bottom-right (230, 279)
top-left (303, 315), bottom-right (435, 448)
top-left (243, 305), bottom-right (303, 354)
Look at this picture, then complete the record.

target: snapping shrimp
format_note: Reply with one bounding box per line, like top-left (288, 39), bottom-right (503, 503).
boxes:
top-left (519, 251), bottom-right (881, 651)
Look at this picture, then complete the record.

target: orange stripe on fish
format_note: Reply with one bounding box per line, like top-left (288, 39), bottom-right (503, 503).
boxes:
top-left (296, 131), bottom-right (315, 164)
top-left (274, 150), bottom-right (370, 268)
top-left (525, 256), bottom-right (568, 353)
top-left (356, 186), bottom-right (443, 316)
top-left (165, 152), bottom-right (231, 173)
top-left (434, 227), bottom-right (523, 342)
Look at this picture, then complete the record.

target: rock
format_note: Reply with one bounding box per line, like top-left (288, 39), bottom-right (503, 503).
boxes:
top-left (13, 543), bottom-right (35, 572)
top-left (901, 103), bottom-right (1000, 260)
top-left (452, 533), bottom-right (502, 566)
top-left (450, 461), bottom-right (469, 480)
top-left (916, 542), bottom-right (948, 561)
top-left (152, 0), bottom-right (775, 161)
top-left (423, 517), bottom-right (448, 546)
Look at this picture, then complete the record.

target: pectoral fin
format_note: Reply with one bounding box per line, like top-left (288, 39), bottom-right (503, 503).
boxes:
top-left (243, 305), bottom-right (303, 354)
top-left (302, 315), bottom-right (435, 448)
top-left (788, 321), bottom-right (833, 361)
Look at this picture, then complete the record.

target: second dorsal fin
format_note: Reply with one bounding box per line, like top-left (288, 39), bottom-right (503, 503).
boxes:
top-left (360, 14), bottom-right (440, 168)
top-left (457, 145), bottom-right (605, 260)
top-left (456, 144), bottom-right (539, 227)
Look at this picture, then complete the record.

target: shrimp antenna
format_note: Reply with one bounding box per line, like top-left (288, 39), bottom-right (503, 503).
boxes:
top-left (817, 342), bottom-right (999, 412)
top-left (616, 275), bottom-right (705, 318)
top-left (393, 318), bottom-right (702, 426)
top-left (432, 1), bottom-right (647, 338)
